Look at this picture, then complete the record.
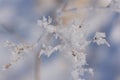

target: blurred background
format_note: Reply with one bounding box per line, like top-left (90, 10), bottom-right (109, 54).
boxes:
top-left (0, 0), bottom-right (120, 80)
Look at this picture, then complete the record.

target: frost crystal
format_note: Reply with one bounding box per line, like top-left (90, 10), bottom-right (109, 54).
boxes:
top-left (88, 68), bottom-right (94, 76)
top-left (39, 44), bottom-right (61, 57)
top-left (93, 32), bottom-right (110, 47)
top-left (37, 16), bottom-right (56, 33)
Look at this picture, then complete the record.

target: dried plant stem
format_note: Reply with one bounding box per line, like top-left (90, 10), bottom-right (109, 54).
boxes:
top-left (35, 51), bottom-right (41, 80)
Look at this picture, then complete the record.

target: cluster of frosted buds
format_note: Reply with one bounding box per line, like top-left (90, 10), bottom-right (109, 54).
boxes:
top-left (93, 32), bottom-right (110, 47)
top-left (3, 41), bottom-right (34, 70)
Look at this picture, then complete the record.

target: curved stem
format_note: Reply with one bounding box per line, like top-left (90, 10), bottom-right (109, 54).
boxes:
top-left (35, 50), bottom-right (41, 80)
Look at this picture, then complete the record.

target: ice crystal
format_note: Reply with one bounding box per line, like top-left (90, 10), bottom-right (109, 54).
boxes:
top-left (39, 44), bottom-right (61, 57)
top-left (93, 32), bottom-right (110, 47)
